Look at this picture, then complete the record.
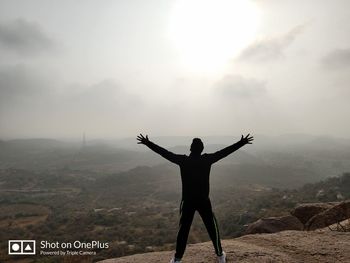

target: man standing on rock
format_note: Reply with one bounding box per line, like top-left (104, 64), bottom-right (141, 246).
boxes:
top-left (137, 134), bottom-right (254, 263)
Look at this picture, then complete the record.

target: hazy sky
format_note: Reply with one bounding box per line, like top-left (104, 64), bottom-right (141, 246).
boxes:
top-left (0, 0), bottom-right (350, 139)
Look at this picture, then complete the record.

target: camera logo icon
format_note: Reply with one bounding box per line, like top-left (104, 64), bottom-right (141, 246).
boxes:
top-left (8, 240), bottom-right (36, 255)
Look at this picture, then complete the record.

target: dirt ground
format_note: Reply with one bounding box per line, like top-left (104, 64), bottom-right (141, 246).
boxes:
top-left (98, 230), bottom-right (350, 263)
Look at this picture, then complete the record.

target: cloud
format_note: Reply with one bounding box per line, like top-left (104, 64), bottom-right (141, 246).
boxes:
top-left (214, 74), bottom-right (267, 99)
top-left (0, 65), bottom-right (52, 104)
top-left (0, 65), bottom-right (144, 137)
top-left (237, 25), bottom-right (305, 62)
top-left (322, 48), bottom-right (350, 69)
top-left (0, 19), bottom-right (54, 55)
top-left (65, 80), bottom-right (142, 114)
top-left (0, 65), bottom-right (141, 116)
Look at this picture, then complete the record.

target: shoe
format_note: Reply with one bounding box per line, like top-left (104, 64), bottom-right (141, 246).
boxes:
top-left (217, 251), bottom-right (226, 263)
top-left (169, 257), bottom-right (182, 263)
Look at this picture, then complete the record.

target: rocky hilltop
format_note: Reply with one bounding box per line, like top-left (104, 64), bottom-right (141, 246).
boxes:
top-left (99, 201), bottom-right (350, 263)
top-left (98, 230), bottom-right (349, 263)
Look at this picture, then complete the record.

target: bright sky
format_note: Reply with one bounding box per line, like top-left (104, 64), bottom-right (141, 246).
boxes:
top-left (0, 0), bottom-right (350, 139)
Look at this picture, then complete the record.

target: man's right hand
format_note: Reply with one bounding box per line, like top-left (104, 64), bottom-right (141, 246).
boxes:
top-left (240, 134), bottom-right (254, 145)
top-left (137, 134), bottom-right (150, 145)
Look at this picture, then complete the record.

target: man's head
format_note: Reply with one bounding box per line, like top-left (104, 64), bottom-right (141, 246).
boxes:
top-left (190, 138), bottom-right (204, 155)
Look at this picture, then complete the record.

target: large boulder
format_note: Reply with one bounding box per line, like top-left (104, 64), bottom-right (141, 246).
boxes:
top-left (306, 200), bottom-right (350, 230)
top-left (316, 219), bottom-right (350, 232)
top-left (290, 202), bottom-right (338, 225)
top-left (245, 215), bottom-right (303, 235)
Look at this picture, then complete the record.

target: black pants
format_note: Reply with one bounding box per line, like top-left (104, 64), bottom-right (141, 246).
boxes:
top-left (174, 198), bottom-right (223, 259)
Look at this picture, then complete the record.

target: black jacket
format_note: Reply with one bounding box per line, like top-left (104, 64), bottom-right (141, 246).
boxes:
top-left (145, 140), bottom-right (245, 201)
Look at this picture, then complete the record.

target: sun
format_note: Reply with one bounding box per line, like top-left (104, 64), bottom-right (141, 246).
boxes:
top-left (168, 0), bottom-right (260, 73)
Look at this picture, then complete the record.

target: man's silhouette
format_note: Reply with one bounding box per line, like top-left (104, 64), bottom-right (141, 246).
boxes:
top-left (137, 134), bottom-right (254, 263)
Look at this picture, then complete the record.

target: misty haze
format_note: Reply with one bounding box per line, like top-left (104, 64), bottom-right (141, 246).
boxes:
top-left (0, 0), bottom-right (349, 139)
top-left (1, 0), bottom-right (350, 263)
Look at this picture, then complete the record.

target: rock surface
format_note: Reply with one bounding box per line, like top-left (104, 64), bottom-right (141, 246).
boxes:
top-left (316, 219), bottom-right (350, 232)
top-left (245, 215), bottom-right (303, 234)
top-left (98, 230), bottom-right (350, 263)
top-left (306, 201), bottom-right (350, 230)
top-left (291, 202), bottom-right (338, 225)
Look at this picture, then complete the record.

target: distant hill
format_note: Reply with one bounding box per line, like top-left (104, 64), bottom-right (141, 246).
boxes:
top-left (1, 134), bottom-right (350, 181)
top-left (0, 139), bottom-right (161, 172)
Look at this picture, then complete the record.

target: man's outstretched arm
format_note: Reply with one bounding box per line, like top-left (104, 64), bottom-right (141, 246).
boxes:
top-left (208, 134), bottom-right (254, 164)
top-left (137, 134), bottom-right (183, 165)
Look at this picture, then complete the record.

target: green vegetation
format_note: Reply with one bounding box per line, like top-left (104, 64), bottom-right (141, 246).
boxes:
top-left (0, 166), bottom-right (349, 262)
top-left (1, 138), bottom-right (350, 262)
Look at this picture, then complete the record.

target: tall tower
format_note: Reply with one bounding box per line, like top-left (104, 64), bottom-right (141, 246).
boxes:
top-left (82, 132), bottom-right (86, 149)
